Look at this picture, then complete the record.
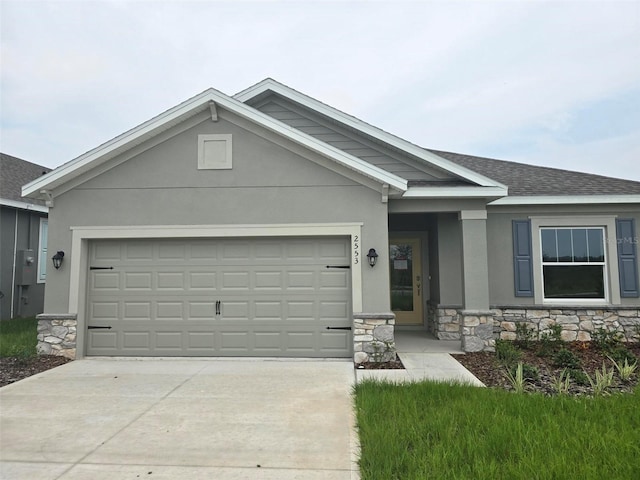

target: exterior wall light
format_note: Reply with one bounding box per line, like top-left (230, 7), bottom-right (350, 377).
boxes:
top-left (366, 248), bottom-right (378, 267)
top-left (52, 251), bottom-right (65, 270)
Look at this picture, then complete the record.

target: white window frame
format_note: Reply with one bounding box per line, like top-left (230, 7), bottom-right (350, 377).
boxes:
top-left (530, 216), bottom-right (621, 305)
top-left (37, 218), bottom-right (48, 283)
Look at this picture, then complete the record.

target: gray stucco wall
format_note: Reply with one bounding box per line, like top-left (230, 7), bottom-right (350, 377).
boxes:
top-left (0, 206), bottom-right (47, 319)
top-left (44, 109), bottom-right (391, 315)
top-left (487, 204), bottom-right (640, 307)
top-left (436, 213), bottom-right (463, 306)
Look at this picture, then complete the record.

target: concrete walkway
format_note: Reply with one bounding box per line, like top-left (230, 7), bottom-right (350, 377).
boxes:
top-left (355, 330), bottom-right (485, 386)
top-left (0, 358), bottom-right (359, 480)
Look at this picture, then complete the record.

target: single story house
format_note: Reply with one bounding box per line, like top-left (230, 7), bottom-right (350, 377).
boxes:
top-left (23, 79), bottom-right (640, 361)
top-left (1, 153), bottom-right (50, 320)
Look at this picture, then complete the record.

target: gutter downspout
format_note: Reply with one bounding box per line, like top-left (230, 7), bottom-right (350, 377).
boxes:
top-left (10, 209), bottom-right (18, 319)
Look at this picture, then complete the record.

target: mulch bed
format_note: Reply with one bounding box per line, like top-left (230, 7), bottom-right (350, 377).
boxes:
top-left (356, 358), bottom-right (405, 370)
top-left (453, 342), bottom-right (640, 395)
top-left (0, 356), bottom-right (71, 388)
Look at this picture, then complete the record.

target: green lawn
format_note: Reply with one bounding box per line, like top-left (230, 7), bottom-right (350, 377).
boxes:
top-left (0, 317), bottom-right (38, 357)
top-left (355, 379), bottom-right (640, 480)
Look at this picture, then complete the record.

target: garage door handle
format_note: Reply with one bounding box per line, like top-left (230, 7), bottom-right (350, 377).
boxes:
top-left (90, 266), bottom-right (114, 270)
top-left (326, 326), bottom-right (352, 330)
top-left (215, 300), bottom-right (221, 315)
top-left (88, 326), bottom-right (112, 329)
top-left (326, 265), bottom-right (350, 269)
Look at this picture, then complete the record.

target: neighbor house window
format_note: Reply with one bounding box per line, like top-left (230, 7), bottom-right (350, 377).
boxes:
top-left (540, 227), bottom-right (605, 300)
top-left (37, 218), bottom-right (48, 283)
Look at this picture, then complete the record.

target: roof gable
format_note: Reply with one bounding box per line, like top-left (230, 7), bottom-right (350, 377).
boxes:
top-left (235, 78), bottom-right (507, 192)
top-left (22, 87), bottom-right (409, 199)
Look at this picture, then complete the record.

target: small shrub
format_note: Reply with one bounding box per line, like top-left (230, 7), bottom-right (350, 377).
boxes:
top-left (538, 324), bottom-right (564, 356)
top-left (552, 348), bottom-right (581, 370)
top-left (569, 369), bottom-right (590, 386)
top-left (551, 369), bottom-right (571, 395)
top-left (608, 355), bottom-right (638, 382)
top-left (505, 362), bottom-right (527, 393)
top-left (495, 339), bottom-right (521, 366)
top-left (607, 346), bottom-right (637, 366)
top-left (515, 323), bottom-right (537, 349)
top-left (586, 362), bottom-right (614, 396)
top-left (591, 327), bottom-right (623, 352)
top-left (520, 363), bottom-right (539, 381)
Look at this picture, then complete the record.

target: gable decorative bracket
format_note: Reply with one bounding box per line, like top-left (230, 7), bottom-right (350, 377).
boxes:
top-left (41, 190), bottom-right (54, 208)
top-left (209, 101), bottom-right (218, 122)
top-left (381, 184), bottom-right (389, 203)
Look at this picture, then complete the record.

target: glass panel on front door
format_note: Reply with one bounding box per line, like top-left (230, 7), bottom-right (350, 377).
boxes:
top-left (389, 239), bottom-right (422, 325)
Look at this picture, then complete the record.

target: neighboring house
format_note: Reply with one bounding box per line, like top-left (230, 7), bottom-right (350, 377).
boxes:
top-left (23, 79), bottom-right (640, 361)
top-left (0, 153), bottom-right (51, 320)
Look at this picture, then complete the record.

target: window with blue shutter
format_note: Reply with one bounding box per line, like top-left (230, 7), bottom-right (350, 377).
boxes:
top-left (513, 220), bottom-right (534, 297)
top-left (616, 218), bottom-right (639, 298)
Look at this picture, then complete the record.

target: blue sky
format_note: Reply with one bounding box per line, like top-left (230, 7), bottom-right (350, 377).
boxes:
top-left (1, 0), bottom-right (639, 181)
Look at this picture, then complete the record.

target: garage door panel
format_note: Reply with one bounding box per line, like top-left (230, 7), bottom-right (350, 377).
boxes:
top-left (123, 331), bottom-right (150, 349)
top-left (157, 272), bottom-right (185, 290)
top-left (124, 272), bottom-right (152, 290)
top-left (320, 271), bottom-right (349, 289)
top-left (91, 302), bottom-right (119, 320)
top-left (123, 302), bottom-right (151, 320)
top-left (93, 272), bottom-right (120, 290)
top-left (157, 301), bottom-right (184, 320)
top-left (155, 332), bottom-right (183, 349)
top-left (189, 272), bottom-right (217, 290)
top-left (87, 237), bottom-right (351, 357)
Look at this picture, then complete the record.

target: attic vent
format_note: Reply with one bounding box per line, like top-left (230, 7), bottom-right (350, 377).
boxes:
top-left (198, 134), bottom-right (232, 170)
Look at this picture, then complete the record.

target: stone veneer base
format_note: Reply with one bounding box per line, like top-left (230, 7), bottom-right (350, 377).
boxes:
top-left (36, 313), bottom-right (78, 360)
top-left (353, 312), bottom-right (396, 364)
top-left (432, 306), bottom-right (640, 352)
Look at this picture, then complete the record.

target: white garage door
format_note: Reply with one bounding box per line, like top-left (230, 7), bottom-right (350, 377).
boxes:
top-left (86, 237), bottom-right (352, 357)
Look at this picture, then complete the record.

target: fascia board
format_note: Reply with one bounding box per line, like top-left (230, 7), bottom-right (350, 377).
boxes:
top-left (489, 195), bottom-right (640, 206)
top-left (402, 186), bottom-right (508, 199)
top-left (0, 198), bottom-right (48, 213)
top-left (24, 86), bottom-right (407, 198)
top-left (234, 79), bottom-right (507, 190)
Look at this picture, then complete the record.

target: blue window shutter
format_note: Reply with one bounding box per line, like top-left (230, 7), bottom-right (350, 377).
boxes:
top-left (513, 220), bottom-right (534, 297)
top-left (616, 218), bottom-right (639, 298)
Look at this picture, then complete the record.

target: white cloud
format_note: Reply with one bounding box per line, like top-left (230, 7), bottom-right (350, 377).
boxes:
top-left (0, 0), bottom-right (638, 183)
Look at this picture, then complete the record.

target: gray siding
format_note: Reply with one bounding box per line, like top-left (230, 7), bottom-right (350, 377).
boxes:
top-left (252, 95), bottom-right (455, 183)
top-left (44, 109), bottom-right (391, 315)
top-left (0, 206), bottom-right (47, 319)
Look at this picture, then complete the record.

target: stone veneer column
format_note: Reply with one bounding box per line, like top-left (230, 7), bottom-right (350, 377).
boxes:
top-left (36, 313), bottom-right (78, 359)
top-left (461, 310), bottom-right (496, 352)
top-left (353, 313), bottom-right (396, 364)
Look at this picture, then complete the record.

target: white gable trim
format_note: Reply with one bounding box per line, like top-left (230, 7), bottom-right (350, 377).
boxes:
top-left (235, 79), bottom-right (507, 190)
top-left (23, 88), bottom-right (408, 199)
top-left (490, 195), bottom-right (640, 206)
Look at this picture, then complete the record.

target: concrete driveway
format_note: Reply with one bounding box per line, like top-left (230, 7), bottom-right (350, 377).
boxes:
top-left (0, 358), bottom-right (359, 480)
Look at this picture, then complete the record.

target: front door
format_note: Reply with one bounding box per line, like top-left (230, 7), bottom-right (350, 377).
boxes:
top-left (389, 238), bottom-right (423, 325)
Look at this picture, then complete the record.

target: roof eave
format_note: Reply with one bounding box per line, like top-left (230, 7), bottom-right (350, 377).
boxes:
top-left (489, 195), bottom-right (640, 206)
top-left (402, 186), bottom-right (508, 199)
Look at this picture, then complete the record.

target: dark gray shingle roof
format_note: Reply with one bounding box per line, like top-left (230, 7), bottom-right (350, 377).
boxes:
top-left (0, 153), bottom-right (51, 204)
top-left (428, 149), bottom-right (640, 196)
